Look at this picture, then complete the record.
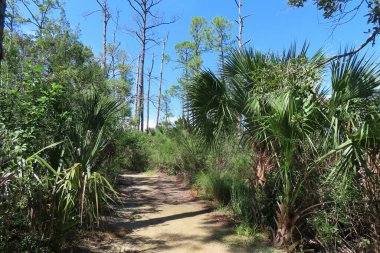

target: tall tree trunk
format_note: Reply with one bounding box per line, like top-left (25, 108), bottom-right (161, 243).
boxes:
top-left (0, 0), bottom-right (6, 68)
top-left (134, 54), bottom-right (141, 127)
top-left (126, 0), bottom-right (176, 131)
top-left (146, 52), bottom-right (154, 131)
top-left (156, 33), bottom-right (168, 128)
top-left (102, 0), bottom-right (108, 75)
top-left (220, 39), bottom-right (225, 70)
top-left (237, 0), bottom-right (243, 51)
top-left (138, 20), bottom-right (146, 132)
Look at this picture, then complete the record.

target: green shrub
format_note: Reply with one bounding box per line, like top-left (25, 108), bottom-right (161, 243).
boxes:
top-left (196, 170), bottom-right (232, 205)
top-left (145, 124), bottom-right (207, 180)
top-left (307, 179), bottom-right (376, 252)
top-left (119, 130), bottom-right (150, 172)
top-left (148, 130), bottom-right (178, 172)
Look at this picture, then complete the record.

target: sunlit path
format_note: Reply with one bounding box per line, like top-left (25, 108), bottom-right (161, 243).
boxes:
top-left (78, 172), bottom-right (278, 253)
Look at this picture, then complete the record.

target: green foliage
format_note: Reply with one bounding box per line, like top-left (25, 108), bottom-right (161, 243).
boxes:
top-left (147, 129), bottom-right (178, 173)
top-left (235, 223), bottom-right (258, 237)
top-left (147, 122), bottom-right (207, 178)
top-left (0, 7), bottom-right (132, 250)
top-left (230, 180), bottom-right (256, 225)
top-left (120, 130), bottom-right (150, 171)
top-left (196, 170), bottom-right (232, 204)
top-left (186, 44), bottom-right (380, 251)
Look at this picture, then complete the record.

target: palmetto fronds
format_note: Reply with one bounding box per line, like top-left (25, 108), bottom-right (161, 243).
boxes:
top-left (186, 45), bottom-right (380, 248)
top-left (56, 92), bottom-right (120, 228)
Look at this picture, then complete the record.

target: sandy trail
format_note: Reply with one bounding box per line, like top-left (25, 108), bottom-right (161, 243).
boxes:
top-left (80, 172), bottom-right (277, 253)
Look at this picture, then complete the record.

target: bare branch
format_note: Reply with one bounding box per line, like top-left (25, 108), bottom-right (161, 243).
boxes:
top-left (146, 18), bottom-right (177, 30)
top-left (96, 0), bottom-right (103, 8)
top-left (147, 0), bottom-right (163, 11)
top-left (242, 14), bottom-right (252, 20)
top-left (317, 28), bottom-right (379, 67)
top-left (127, 0), bottom-right (144, 20)
top-left (83, 9), bottom-right (102, 17)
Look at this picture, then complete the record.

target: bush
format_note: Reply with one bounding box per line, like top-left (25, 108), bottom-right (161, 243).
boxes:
top-left (307, 179), bottom-right (377, 252)
top-left (146, 123), bottom-right (207, 180)
top-left (118, 130), bottom-right (150, 172)
top-left (147, 129), bottom-right (178, 173)
top-left (196, 170), bottom-right (232, 205)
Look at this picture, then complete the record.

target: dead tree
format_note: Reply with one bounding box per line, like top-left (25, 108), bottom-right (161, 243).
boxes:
top-left (234, 0), bottom-right (251, 51)
top-left (126, 0), bottom-right (176, 131)
top-left (156, 33), bottom-right (168, 128)
top-left (93, 0), bottom-right (111, 74)
top-left (146, 52), bottom-right (154, 131)
top-left (134, 54), bottom-right (141, 127)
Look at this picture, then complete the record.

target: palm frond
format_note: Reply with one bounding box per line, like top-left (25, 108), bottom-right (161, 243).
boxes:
top-left (186, 70), bottom-right (237, 143)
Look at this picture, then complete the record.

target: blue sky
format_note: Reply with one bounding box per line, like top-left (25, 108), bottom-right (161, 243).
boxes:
top-left (59, 0), bottom-right (378, 124)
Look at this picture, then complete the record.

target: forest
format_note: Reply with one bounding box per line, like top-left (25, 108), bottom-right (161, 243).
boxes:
top-left (0, 0), bottom-right (379, 252)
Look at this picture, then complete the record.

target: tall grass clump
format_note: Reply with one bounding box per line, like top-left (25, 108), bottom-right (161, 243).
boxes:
top-left (196, 170), bottom-right (232, 205)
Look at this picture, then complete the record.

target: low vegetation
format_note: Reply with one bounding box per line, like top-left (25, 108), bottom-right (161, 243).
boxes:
top-left (136, 45), bottom-right (380, 252)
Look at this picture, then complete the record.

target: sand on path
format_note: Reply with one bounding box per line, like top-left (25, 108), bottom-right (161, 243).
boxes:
top-left (80, 172), bottom-right (278, 253)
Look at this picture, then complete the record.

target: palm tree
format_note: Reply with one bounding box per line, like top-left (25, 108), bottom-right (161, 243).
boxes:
top-left (55, 93), bottom-right (120, 228)
top-left (186, 44), bottom-right (380, 249)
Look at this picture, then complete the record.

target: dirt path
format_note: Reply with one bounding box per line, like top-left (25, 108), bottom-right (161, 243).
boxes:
top-left (79, 172), bottom-right (278, 253)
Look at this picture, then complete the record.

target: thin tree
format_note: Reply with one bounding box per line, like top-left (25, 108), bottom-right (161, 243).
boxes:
top-left (189, 16), bottom-right (209, 69)
top-left (175, 41), bottom-right (196, 118)
top-left (86, 1), bottom-right (111, 74)
top-left (96, 0), bottom-right (111, 74)
top-left (156, 33), bottom-right (169, 128)
top-left (0, 0), bottom-right (6, 68)
top-left (108, 10), bottom-right (121, 79)
top-left (146, 52), bottom-right (154, 131)
top-left (20, 0), bottom-right (62, 36)
top-left (134, 54), bottom-right (141, 126)
top-left (126, 0), bottom-right (176, 131)
top-left (210, 16), bottom-right (233, 70)
top-left (234, 0), bottom-right (251, 51)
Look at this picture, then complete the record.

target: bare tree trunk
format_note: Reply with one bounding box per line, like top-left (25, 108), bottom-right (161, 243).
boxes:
top-left (0, 0), bottom-right (6, 68)
top-left (146, 52), bottom-right (154, 131)
top-left (219, 39), bottom-right (225, 70)
top-left (134, 54), bottom-right (141, 127)
top-left (138, 25), bottom-right (146, 132)
top-left (237, 0), bottom-right (243, 51)
top-left (127, 0), bottom-right (176, 131)
top-left (235, 0), bottom-right (250, 52)
top-left (156, 33), bottom-right (168, 128)
top-left (102, 0), bottom-right (109, 75)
